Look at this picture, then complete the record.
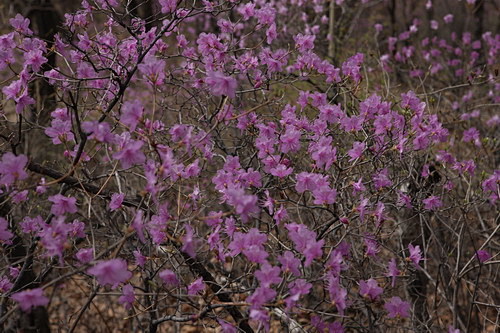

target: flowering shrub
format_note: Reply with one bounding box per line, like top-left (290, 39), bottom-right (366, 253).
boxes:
top-left (0, 0), bottom-right (498, 332)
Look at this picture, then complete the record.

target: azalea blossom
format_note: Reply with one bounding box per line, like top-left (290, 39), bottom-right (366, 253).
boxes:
top-left (11, 288), bottom-right (49, 312)
top-left (384, 296), bottom-right (410, 318)
top-left (87, 259), bottom-right (132, 288)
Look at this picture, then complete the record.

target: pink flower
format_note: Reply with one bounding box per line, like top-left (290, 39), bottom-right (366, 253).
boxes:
top-left (422, 195), bottom-right (442, 210)
top-left (384, 296), bottom-right (410, 318)
top-left (187, 277), bottom-right (205, 295)
top-left (48, 194), bottom-right (78, 216)
top-left (0, 152), bottom-right (28, 186)
top-left (159, 269), bottom-right (179, 287)
top-left (24, 50), bottom-right (47, 72)
top-left (247, 286), bottom-right (276, 309)
top-left (359, 278), bottom-right (383, 301)
top-left (109, 193), bottom-right (125, 211)
top-left (0, 276), bottom-right (12, 293)
top-left (408, 244), bottom-right (423, 268)
top-left (286, 223), bottom-right (324, 266)
top-left (476, 250), bottom-right (491, 263)
top-left (11, 288), bottom-right (49, 312)
top-left (130, 251), bottom-right (146, 269)
top-left (138, 54), bottom-right (165, 86)
top-left (181, 224), bottom-right (197, 258)
top-left (10, 14), bottom-right (33, 35)
top-left (270, 163), bottom-right (293, 178)
top-left (87, 259), bottom-right (132, 288)
top-left (120, 101), bottom-right (143, 132)
top-left (462, 127), bottom-right (481, 147)
top-left (75, 248), bottom-right (94, 264)
top-left (326, 274), bottom-right (348, 315)
top-left (285, 279), bottom-right (312, 310)
top-left (255, 263), bottom-right (282, 288)
top-left (373, 168), bottom-right (392, 190)
top-left (342, 53), bottom-right (364, 83)
top-left (0, 217), bottom-right (14, 244)
top-left (278, 251), bottom-right (301, 276)
top-left (224, 186), bottom-right (259, 223)
top-left (113, 139), bottom-right (146, 169)
top-left (159, 0), bottom-right (177, 13)
top-left (118, 284), bottom-right (135, 310)
top-left (348, 142), bottom-right (366, 161)
top-left (294, 33), bottom-right (316, 52)
top-left (205, 71), bottom-right (237, 99)
top-left (386, 258), bottom-right (400, 287)
top-left (218, 319), bottom-right (237, 333)
top-left (45, 119), bottom-right (75, 144)
top-left (443, 14), bottom-right (454, 24)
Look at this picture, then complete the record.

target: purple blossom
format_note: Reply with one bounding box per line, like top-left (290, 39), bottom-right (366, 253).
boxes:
top-left (205, 71), bottom-right (237, 99)
top-left (87, 259), bottom-right (132, 288)
top-left (228, 228), bottom-right (268, 263)
top-left (408, 244), bottom-right (423, 268)
top-left (159, 0), bottom-right (177, 13)
top-left (278, 251), bottom-right (302, 276)
top-left (255, 263), bottom-right (282, 288)
top-left (120, 100), bottom-right (144, 132)
top-left (359, 279), bottom-right (383, 301)
top-left (187, 277), bottom-right (205, 295)
top-left (132, 210), bottom-right (146, 243)
top-left (133, 250), bottom-right (147, 267)
top-left (294, 33), bottom-right (316, 52)
top-left (340, 115), bottom-right (364, 132)
top-left (443, 14), bottom-right (454, 24)
top-left (285, 279), bottom-right (312, 310)
top-left (0, 217), bottom-right (14, 244)
top-left (224, 186), bottom-right (259, 223)
top-left (113, 138), bottom-right (146, 169)
top-left (138, 54), bottom-right (165, 86)
top-left (11, 288), bottom-right (49, 312)
top-left (75, 248), bottom-right (94, 264)
top-left (286, 223), bottom-right (324, 266)
top-left (326, 274), bottom-right (348, 315)
top-left (280, 126), bottom-right (302, 153)
top-left (24, 50), bottom-right (48, 72)
top-left (10, 14), bottom-right (33, 35)
top-left (0, 276), bottom-right (12, 293)
top-left (342, 53), bottom-right (364, 83)
top-left (386, 258), bottom-right (400, 287)
top-left (159, 269), bottom-right (179, 287)
top-left (82, 121), bottom-right (113, 143)
top-left (39, 216), bottom-right (73, 264)
top-left (242, 245), bottom-right (269, 264)
top-left (48, 194), bottom-right (77, 216)
top-left (0, 152), bottom-right (28, 186)
top-left (312, 186), bottom-right (337, 205)
top-left (45, 119), bottom-right (74, 145)
top-left (373, 168), bottom-right (392, 190)
top-left (118, 284), bottom-right (135, 310)
top-left (462, 127), bottom-right (481, 147)
top-left (476, 250), bottom-right (491, 263)
top-left (109, 193), bottom-right (125, 211)
top-left (181, 224), bottom-right (197, 258)
top-left (348, 142), bottom-right (366, 161)
top-left (384, 296), bottom-right (410, 318)
top-left (364, 234), bottom-right (379, 257)
top-left (218, 319), bottom-right (237, 333)
top-left (247, 286), bottom-right (276, 309)
top-left (422, 195), bottom-right (442, 210)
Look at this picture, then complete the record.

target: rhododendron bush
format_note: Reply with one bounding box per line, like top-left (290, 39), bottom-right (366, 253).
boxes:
top-left (0, 0), bottom-right (498, 332)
